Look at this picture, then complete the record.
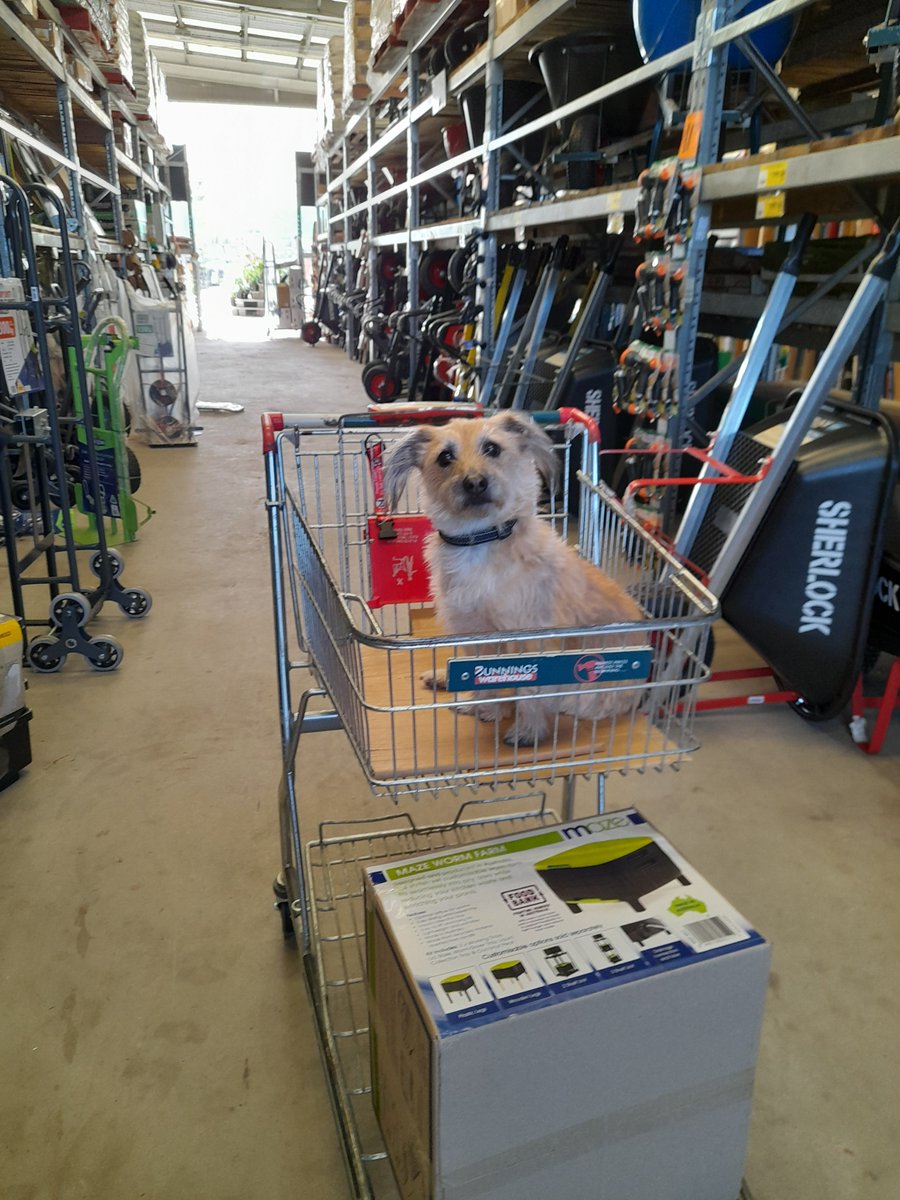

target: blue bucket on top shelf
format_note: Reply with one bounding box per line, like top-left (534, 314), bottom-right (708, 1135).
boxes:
top-left (633, 0), bottom-right (796, 71)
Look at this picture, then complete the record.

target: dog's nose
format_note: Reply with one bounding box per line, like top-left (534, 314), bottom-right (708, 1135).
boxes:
top-left (462, 474), bottom-right (489, 497)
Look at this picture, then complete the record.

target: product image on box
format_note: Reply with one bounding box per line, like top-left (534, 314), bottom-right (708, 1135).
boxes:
top-left (541, 944), bottom-right (575, 977)
top-left (623, 916), bottom-right (671, 947)
top-left (488, 960), bottom-right (529, 991)
top-left (534, 835), bottom-right (690, 913)
top-left (590, 931), bottom-right (624, 964)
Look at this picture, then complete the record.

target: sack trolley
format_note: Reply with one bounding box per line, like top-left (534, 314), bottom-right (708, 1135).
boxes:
top-left (262, 404), bottom-right (719, 1199)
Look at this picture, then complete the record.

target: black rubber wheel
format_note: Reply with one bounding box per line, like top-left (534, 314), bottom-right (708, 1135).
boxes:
top-left (426, 42), bottom-right (445, 77)
top-left (50, 592), bottom-right (91, 629)
top-left (301, 320), bottom-right (322, 345)
top-left (447, 246), bottom-right (471, 295)
top-left (418, 250), bottom-right (451, 298)
top-left (378, 251), bottom-right (400, 284)
top-left (89, 548), bottom-right (125, 579)
top-left (362, 361), bottom-right (401, 403)
top-left (273, 875), bottom-right (295, 940)
top-left (87, 636), bottom-right (123, 672)
top-left (119, 588), bottom-right (152, 619)
top-left (27, 637), bottom-right (65, 673)
top-left (127, 446), bottom-right (142, 495)
top-left (444, 20), bottom-right (487, 70)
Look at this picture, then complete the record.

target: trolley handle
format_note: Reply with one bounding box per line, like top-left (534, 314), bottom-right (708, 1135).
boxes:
top-left (262, 411), bottom-right (284, 453)
top-left (365, 401), bottom-right (484, 424)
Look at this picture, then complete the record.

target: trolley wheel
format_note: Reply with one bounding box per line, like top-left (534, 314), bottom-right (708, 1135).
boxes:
top-left (273, 874), bottom-right (295, 941)
top-left (362, 361), bottom-right (401, 403)
top-left (447, 246), bottom-right (472, 295)
top-left (301, 320), bottom-right (322, 345)
top-left (49, 592), bottom-right (91, 629)
top-left (790, 695), bottom-right (832, 723)
top-left (127, 446), bottom-right (142, 495)
top-left (27, 637), bottom-right (65, 673)
top-left (89, 548), bottom-right (125, 579)
top-left (418, 250), bottom-right (451, 299)
top-left (444, 19), bottom-right (487, 70)
top-left (119, 588), bottom-right (153, 619)
top-left (378, 251), bottom-right (400, 284)
top-left (87, 635), bottom-right (124, 672)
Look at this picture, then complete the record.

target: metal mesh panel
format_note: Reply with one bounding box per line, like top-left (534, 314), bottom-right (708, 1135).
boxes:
top-left (689, 432), bottom-right (770, 577)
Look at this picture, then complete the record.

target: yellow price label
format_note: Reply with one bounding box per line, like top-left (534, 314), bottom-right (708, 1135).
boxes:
top-left (755, 191), bottom-right (786, 220)
top-left (758, 160), bottom-right (788, 189)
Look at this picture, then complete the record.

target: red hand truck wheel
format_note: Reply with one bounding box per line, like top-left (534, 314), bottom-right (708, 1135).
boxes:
top-left (362, 361), bottom-right (401, 403)
top-left (419, 250), bottom-right (451, 298)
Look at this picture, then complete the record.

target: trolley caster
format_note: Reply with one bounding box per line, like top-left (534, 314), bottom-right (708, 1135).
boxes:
top-left (27, 637), bottom-right (66, 673)
top-left (273, 874), bottom-right (295, 941)
top-left (49, 592), bottom-right (91, 629)
top-left (118, 588), bottom-right (153, 619)
top-left (301, 320), bottom-right (322, 345)
top-left (86, 635), bottom-right (124, 672)
top-left (89, 548), bottom-right (125, 579)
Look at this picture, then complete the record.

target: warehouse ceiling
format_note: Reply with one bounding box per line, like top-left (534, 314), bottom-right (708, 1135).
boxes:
top-left (130, 0), bottom-right (345, 108)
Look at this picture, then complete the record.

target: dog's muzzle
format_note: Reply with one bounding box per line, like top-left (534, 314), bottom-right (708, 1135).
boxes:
top-left (460, 474), bottom-right (490, 506)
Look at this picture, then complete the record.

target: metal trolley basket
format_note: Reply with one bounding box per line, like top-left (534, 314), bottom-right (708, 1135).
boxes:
top-left (262, 405), bottom-right (719, 1199)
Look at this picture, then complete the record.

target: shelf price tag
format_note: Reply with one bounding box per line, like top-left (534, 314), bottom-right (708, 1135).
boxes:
top-left (755, 190), bottom-right (786, 220)
top-left (431, 70), bottom-right (448, 115)
top-left (757, 160), bottom-right (788, 190)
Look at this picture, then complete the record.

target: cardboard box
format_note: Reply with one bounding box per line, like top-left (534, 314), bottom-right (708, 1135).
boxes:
top-left (366, 809), bottom-right (769, 1200)
top-left (31, 19), bottom-right (65, 62)
top-left (494, 0), bottom-right (529, 33)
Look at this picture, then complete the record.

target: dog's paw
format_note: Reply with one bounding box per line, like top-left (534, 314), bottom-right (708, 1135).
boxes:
top-left (457, 701), bottom-right (504, 724)
top-left (421, 669), bottom-right (448, 691)
top-left (503, 723), bottom-right (547, 747)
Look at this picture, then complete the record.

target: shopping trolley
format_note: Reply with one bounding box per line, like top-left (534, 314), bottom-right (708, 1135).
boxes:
top-left (262, 404), bottom-right (718, 1199)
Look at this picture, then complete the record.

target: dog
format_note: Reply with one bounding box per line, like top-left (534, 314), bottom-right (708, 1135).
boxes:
top-left (383, 411), bottom-right (645, 745)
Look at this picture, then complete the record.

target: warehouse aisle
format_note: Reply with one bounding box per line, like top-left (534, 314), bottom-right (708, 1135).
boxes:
top-left (1, 317), bottom-right (898, 1200)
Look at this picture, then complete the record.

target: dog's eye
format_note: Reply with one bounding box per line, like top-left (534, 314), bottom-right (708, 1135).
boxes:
top-left (436, 448), bottom-right (455, 468)
top-left (482, 440), bottom-right (501, 458)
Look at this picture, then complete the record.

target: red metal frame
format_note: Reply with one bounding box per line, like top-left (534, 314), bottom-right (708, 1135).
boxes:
top-left (850, 659), bottom-right (900, 754)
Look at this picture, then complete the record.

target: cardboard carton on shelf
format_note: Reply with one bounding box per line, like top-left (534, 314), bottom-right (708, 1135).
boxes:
top-left (366, 808), bottom-right (770, 1200)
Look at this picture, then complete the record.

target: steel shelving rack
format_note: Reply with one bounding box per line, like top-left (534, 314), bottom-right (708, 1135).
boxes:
top-left (0, 0), bottom-right (171, 258)
top-left (313, 0), bottom-right (900, 424)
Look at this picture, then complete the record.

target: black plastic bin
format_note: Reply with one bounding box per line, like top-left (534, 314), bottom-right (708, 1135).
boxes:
top-left (528, 31), bottom-right (654, 189)
top-left (0, 706), bottom-right (32, 791)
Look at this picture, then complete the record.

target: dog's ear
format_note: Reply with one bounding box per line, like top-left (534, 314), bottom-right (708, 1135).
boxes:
top-left (383, 426), bottom-right (434, 508)
top-left (489, 411), bottom-right (559, 492)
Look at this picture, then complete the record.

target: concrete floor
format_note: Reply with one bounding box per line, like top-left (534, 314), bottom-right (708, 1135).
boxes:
top-left (0, 296), bottom-right (897, 1200)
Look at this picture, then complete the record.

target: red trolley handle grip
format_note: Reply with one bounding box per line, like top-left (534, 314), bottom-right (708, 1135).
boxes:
top-left (261, 411), bottom-right (284, 453)
top-left (366, 401), bottom-right (485, 424)
top-left (557, 407), bottom-right (600, 444)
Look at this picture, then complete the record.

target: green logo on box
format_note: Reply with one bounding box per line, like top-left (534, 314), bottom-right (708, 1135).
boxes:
top-left (669, 895), bottom-right (707, 917)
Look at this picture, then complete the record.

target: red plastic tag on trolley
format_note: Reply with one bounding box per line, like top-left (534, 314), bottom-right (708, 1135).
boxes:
top-left (365, 436), bottom-right (434, 609)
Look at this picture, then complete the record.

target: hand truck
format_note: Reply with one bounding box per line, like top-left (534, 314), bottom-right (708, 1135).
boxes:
top-left (263, 403), bottom-right (720, 1199)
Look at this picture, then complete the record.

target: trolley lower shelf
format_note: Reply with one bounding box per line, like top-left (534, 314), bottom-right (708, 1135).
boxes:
top-left (299, 803), bottom-right (756, 1200)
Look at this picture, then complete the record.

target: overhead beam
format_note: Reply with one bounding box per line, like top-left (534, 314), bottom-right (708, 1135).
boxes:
top-left (132, 0), bottom-right (347, 22)
top-left (164, 76), bottom-right (316, 107)
top-left (156, 55), bottom-right (318, 95)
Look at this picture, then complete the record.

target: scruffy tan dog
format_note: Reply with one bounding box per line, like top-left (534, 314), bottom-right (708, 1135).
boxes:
top-left (384, 411), bottom-right (645, 745)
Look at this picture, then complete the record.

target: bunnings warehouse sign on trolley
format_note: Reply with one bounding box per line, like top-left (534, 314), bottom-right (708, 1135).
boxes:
top-left (366, 809), bottom-right (764, 1034)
